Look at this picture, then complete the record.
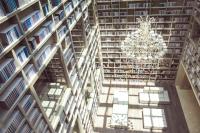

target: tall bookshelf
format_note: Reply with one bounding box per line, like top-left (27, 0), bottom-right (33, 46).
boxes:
top-left (181, 0), bottom-right (200, 106)
top-left (96, 0), bottom-right (194, 82)
top-left (0, 0), bottom-right (103, 133)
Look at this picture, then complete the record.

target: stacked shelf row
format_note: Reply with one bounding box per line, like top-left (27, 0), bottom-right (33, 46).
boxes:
top-left (182, 0), bottom-right (200, 106)
top-left (0, 0), bottom-right (103, 132)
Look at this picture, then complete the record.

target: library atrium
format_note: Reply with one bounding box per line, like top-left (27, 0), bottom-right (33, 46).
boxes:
top-left (0, 0), bottom-right (200, 133)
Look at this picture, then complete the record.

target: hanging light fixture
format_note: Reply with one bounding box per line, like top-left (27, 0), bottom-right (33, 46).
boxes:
top-left (121, 16), bottom-right (167, 60)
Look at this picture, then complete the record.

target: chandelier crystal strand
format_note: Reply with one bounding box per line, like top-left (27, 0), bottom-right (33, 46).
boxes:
top-left (121, 16), bottom-right (167, 60)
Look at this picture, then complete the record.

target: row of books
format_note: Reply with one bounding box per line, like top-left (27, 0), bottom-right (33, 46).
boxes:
top-left (58, 26), bottom-right (68, 40)
top-left (174, 24), bottom-right (189, 29)
top-left (19, 95), bottom-right (34, 113)
top-left (0, 77), bottom-right (26, 109)
top-left (101, 31), bottom-right (128, 36)
top-left (16, 46), bottom-right (30, 64)
top-left (64, 2), bottom-right (73, 16)
top-left (172, 17), bottom-right (189, 22)
top-left (2, 110), bottom-right (24, 133)
top-left (171, 31), bottom-right (187, 36)
top-left (160, 2), bottom-right (177, 7)
top-left (36, 118), bottom-right (46, 133)
top-left (18, 0), bottom-right (32, 7)
top-left (81, 0), bottom-right (87, 11)
top-left (53, 10), bottom-right (65, 29)
top-left (28, 20), bottom-right (54, 51)
top-left (97, 5), bottom-right (110, 9)
top-left (0, 2), bottom-right (5, 17)
top-left (128, 3), bottom-right (151, 8)
top-left (170, 37), bottom-right (183, 41)
top-left (24, 64), bottom-right (36, 81)
top-left (0, 0), bottom-right (18, 15)
top-left (0, 0), bottom-right (32, 16)
top-left (28, 108), bottom-right (40, 127)
top-left (168, 43), bottom-right (181, 47)
top-left (51, 0), bottom-right (61, 7)
top-left (72, 0), bottom-right (79, 7)
top-left (0, 58), bottom-right (16, 84)
top-left (35, 45), bottom-right (52, 68)
top-left (0, 24), bottom-right (22, 46)
top-left (20, 123), bottom-right (32, 133)
top-left (99, 18), bottom-right (189, 24)
top-left (98, 1), bottom-right (192, 9)
top-left (21, 10), bottom-right (42, 32)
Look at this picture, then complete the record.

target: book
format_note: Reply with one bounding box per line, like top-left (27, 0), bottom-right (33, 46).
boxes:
top-left (72, 0), bottom-right (79, 7)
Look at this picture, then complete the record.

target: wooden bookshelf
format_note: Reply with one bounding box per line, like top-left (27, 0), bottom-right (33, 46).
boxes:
top-left (181, 0), bottom-right (200, 105)
top-left (97, 0), bottom-right (194, 81)
top-left (0, 0), bottom-right (103, 133)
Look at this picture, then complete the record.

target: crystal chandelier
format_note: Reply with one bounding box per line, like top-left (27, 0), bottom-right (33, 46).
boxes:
top-left (121, 16), bottom-right (167, 60)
